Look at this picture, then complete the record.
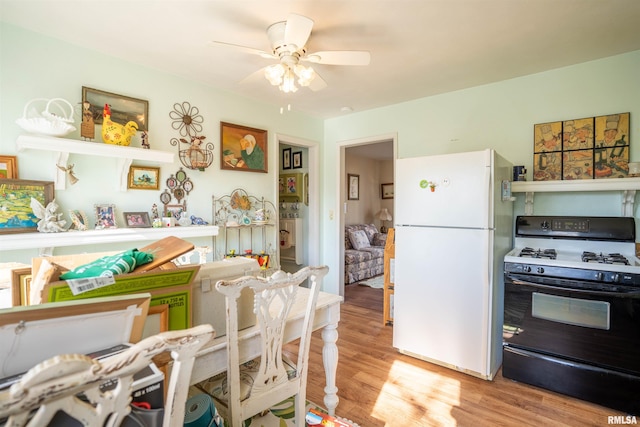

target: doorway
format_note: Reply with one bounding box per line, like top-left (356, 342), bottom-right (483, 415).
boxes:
top-left (276, 134), bottom-right (320, 274)
top-left (338, 134), bottom-right (396, 304)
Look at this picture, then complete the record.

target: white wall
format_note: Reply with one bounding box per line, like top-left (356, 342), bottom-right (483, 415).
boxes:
top-left (0, 24), bottom-right (323, 263)
top-left (321, 51), bottom-right (640, 293)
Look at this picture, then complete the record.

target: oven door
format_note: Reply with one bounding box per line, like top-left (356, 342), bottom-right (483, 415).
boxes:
top-left (504, 271), bottom-right (640, 375)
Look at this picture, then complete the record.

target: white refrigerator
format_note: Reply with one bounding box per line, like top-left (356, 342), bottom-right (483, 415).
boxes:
top-left (392, 149), bottom-right (513, 380)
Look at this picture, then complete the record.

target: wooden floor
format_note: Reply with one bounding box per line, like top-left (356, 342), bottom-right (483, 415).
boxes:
top-left (291, 283), bottom-right (626, 427)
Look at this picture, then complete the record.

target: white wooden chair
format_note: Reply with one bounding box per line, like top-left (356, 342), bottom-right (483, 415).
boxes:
top-left (0, 324), bottom-right (214, 427)
top-left (196, 266), bottom-right (329, 427)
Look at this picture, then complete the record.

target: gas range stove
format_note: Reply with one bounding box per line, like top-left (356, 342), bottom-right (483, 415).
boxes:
top-left (504, 216), bottom-right (640, 286)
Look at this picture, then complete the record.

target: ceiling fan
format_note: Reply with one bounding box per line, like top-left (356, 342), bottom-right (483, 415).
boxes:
top-left (209, 13), bottom-right (371, 93)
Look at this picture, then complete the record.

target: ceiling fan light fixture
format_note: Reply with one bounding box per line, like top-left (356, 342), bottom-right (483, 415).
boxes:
top-left (265, 64), bottom-right (285, 85)
top-left (279, 66), bottom-right (298, 93)
top-left (294, 64), bottom-right (315, 87)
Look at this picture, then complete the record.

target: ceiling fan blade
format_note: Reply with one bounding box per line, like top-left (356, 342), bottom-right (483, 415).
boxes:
top-left (303, 50), bottom-right (371, 66)
top-left (284, 13), bottom-right (314, 49)
top-left (238, 66), bottom-right (269, 85)
top-left (207, 41), bottom-right (275, 59)
top-left (309, 72), bottom-right (327, 92)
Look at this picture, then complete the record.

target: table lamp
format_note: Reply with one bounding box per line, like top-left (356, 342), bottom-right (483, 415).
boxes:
top-left (376, 208), bottom-right (392, 233)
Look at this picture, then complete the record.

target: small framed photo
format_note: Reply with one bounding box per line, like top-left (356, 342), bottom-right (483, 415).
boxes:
top-left (82, 86), bottom-right (149, 131)
top-left (94, 204), bottom-right (117, 229)
top-left (348, 174), bottom-right (359, 200)
top-left (165, 204), bottom-right (185, 220)
top-left (220, 121), bottom-right (268, 173)
top-left (282, 148), bottom-right (292, 170)
top-left (69, 210), bottom-right (89, 231)
top-left (292, 151), bottom-right (302, 169)
top-left (123, 211), bottom-right (151, 228)
top-left (128, 165), bottom-right (160, 190)
top-left (381, 183), bottom-right (394, 199)
top-left (0, 155), bottom-right (18, 179)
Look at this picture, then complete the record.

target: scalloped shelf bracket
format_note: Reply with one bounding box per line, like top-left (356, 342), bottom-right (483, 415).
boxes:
top-left (16, 134), bottom-right (174, 191)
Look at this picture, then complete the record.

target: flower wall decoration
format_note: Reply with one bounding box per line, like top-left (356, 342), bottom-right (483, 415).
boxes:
top-left (169, 101), bottom-right (213, 171)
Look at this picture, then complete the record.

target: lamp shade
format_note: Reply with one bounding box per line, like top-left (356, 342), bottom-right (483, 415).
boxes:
top-left (376, 208), bottom-right (392, 221)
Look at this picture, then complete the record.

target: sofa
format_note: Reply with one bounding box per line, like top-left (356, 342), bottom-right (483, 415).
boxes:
top-left (344, 223), bottom-right (387, 284)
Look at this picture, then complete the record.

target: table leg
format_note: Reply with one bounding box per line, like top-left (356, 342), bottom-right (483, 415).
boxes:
top-left (321, 322), bottom-right (339, 416)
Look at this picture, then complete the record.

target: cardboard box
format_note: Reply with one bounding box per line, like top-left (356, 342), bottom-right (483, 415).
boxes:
top-left (191, 257), bottom-right (259, 335)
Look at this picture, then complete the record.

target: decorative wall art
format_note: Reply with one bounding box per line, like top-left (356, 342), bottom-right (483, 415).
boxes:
top-left (381, 183), bottom-right (394, 199)
top-left (348, 174), bottom-right (360, 200)
top-left (0, 179), bottom-right (54, 234)
top-left (282, 148), bottom-right (292, 170)
top-left (0, 155), bottom-right (18, 179)
top-left (169, 102), bottom-right (213, 171)
top-left (128, 165), bottom-right (160, 190)
top-left (159, 167), bottom-right (193, 220)
top-left (533, 113), bottom-right (630, 181)
top-left (292, 151), bottom-right (302, 169)
top-left (82, 86), bottom-right (149, 132)
top-left (94, 204), bottom-right (117, 229)
top-left (221, 122), bottom-right (268, 173)
top-left (279, 173), bottom-right (305, 202)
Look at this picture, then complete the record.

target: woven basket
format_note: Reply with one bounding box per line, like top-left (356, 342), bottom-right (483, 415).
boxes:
top-left (16, 98), bottom-right (76, 137)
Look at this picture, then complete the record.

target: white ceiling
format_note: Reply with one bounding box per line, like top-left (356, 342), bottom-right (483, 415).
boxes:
top-left (2, 1), bottom-right (640, 119)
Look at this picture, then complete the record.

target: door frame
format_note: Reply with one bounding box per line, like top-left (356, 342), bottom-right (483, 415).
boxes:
top-left (337, 132), bottom-right (397, 297)
top-left (276, 133), bottom-right (320, 266)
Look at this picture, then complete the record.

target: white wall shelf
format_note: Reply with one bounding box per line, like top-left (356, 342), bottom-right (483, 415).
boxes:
top-left (511, 178), bottom-right (640, 216)
top-left (0, 225), bottom-right (219, 256)
top-left (16, 134), bottom-right (174, 191)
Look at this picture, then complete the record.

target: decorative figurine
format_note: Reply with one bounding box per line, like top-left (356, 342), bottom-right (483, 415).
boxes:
top-left (141, 130), bottom-right (150, 149)
top-left (30, 198), bottom-right (67, 232)
top-left (56, 163), bottom-right (79, 185)
top-left (151, 203), bottom-right (160, 220)
top-left (101, 103), bottom-right (138, 146)
top-left (80, 101), bottom-right (95, 140)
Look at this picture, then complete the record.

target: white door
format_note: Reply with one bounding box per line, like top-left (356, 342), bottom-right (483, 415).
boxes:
top-left (395, 150), bottom-right (493, 229)
top-left (393, 226), bottom-right (493, 377)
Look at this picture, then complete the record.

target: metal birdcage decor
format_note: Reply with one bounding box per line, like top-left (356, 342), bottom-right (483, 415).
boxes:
top-left (169, 101), bottom-right (213, 171)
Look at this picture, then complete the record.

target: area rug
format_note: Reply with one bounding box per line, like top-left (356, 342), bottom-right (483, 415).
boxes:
top-left (358, 274), bottom-right (384, 289)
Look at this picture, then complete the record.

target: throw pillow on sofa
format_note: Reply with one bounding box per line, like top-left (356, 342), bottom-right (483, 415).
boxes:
top-left (348, 230), bottom-right (371, 250)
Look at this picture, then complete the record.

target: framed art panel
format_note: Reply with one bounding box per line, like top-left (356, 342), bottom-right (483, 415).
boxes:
top-left (595, 112), bottom-right (630, 179)
top-left (292, 151), bottom-right (302, 169)
top-left (534, 121), bottom-right (562, 153)
top-left (282, 148), bottom-right (292, 170)
top-left (0, 179), bottom-right (54, 234)
top-left (348, 174), bottom-right (359, 200)
top-left (94, 204), bottom-right (117, 229)
top-left (381, 183), bottom-right (394, 199)
top-left (82, 86), bottom-right (149, 131)
top-left (533, 152), bottom-right (562, 181)
top-left (563, 117), bottom-right (594, 151)
top-left (563, 150), bottom-right (593, 180)
top-left (0, 155), bottom-right (18, 179)
top-left (128, 165), bottom-right (160, 190)
top-left (279, 173), bottom-right (304, 202)
top-left (220, 122), bottom-right (268, 173)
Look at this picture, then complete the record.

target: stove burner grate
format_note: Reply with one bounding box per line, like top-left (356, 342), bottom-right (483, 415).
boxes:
top-left (519, 247), bottom-right (557, 259)
top-left (582, 251), bottom-right (630, 265)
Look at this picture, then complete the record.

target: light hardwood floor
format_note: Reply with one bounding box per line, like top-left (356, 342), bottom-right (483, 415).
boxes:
top-left (289, 284), bottom-right (627, 427)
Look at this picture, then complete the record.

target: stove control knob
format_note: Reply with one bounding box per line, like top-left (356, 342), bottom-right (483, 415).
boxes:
top-left (523, 265), bottom-right (531, 273)
top-left (536, 267), bottom-right (544, 274)
top-left (540, 221), bottom-right (550, 230)
top-left (595, 272), bottom-right (604, 281)
top-left (613, 273), bottom-right (621, 283)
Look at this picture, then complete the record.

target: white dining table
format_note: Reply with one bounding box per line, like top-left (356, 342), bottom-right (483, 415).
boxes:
top-left (189, 287), bottom-right (343, 416)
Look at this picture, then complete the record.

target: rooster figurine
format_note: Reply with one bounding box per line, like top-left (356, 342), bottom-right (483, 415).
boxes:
top-left (101, 103), bottom-right (138, 146)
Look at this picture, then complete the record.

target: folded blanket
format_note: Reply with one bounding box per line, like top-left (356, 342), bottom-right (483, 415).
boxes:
top-left (59, 249), bottom-right (154, 279)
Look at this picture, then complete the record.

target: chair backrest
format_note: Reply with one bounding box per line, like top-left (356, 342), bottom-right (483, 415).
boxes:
top-left (215, 266), bottom-right (329, 422)
top-left (0, 324), bottom-right (214, 427)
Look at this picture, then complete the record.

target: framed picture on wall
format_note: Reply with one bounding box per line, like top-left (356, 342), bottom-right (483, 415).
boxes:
top-left (220, 122), bottom-right (268, 173)
top-left (348, 174), bottom-right (359, 200)
top-left (282, 148), bottom-right (292, 170)
top-left (292, 151), bottom-right (302, 169)
top-left (381, 183), bottom-right (394, 199)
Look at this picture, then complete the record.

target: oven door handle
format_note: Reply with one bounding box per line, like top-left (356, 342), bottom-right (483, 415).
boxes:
top-left (507, 275), bottom-right (640, 297)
